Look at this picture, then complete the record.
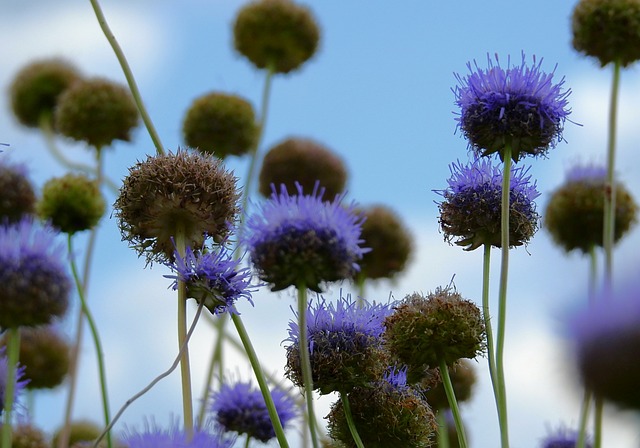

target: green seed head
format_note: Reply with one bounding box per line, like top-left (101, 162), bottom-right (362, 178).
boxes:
top-left (8, 424), bottom-right (48, 448)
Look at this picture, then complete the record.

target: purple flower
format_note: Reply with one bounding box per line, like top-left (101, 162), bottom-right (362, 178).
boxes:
top-left (244, 183), bottom-right (367, 292)
top-left (565, 164), bottom-right (607, 183)
top-left (435, 158), bottom-right (540, 250)
top-left (0, 347), bottom-right (29, 416)
top-left (284, 296), bottom-right (393, 393)
top-left (540, 425), bottom-right (592, 448)
top-left (382, 365), bottom-right (410, 393)
top-left (164, 243), bottom-right (257, 315)
top-left (121, 420), bottom-right (233, 448)
top-left (209, 381), bottom-right (298, 443)
top-left (0, 217), bottom-right (70, 328)
top-left (570, 279), bottom-right (640, 410)
top-left (454, 53), bottom-right (571, 162)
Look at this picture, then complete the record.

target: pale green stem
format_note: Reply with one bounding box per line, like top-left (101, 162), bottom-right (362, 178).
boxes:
top-left (244, 435), bottom-right (251, 448)
top-left (174, 229), bottom-right (194, 438)
top-left (88, 0), bottom-right (165, 155)
top-left (355, 275), bottom-right (366, 308)
top-left (482, 243), bottom-right (501, 419)
top-left (1, 327), bottom-right (20, 448)
top-left (68, 235), bottom-right (113, 448)
top-left (588, 246), bottom-right (597, 303)
top-left (438, 358), bottom-right (468, 448)
top-left (603, 61), bottom-right (621, 294)
top-left (436, 410), bottom-right (450, 448)
top-left (297, 286), bottom-right (321, 448)
top-left (496, 148), bottom-right (512, 448)
top-left (576, 389), bottom-right (592, 448)
top-left (593, 397), bottom-right (603, 448)
top-left (93, 303), bottom-right (204, 447)
top-left (197, 315), bottom-right (227, 428)
top-left (230, 313), bottom-right (290, 448)
top-left (340, 392), bottom-right (364, 448)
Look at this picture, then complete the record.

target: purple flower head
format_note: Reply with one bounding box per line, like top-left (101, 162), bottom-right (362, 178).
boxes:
top-left (209, 380), bottom-right (298, 443)
top-left (122, 420), bottom-right (233, 448)
top-left (285, 295), bottom-right (394, 394)
top-left (454, 53), bottom-right (572, 162)
top-left (244, 182), bottom-right (367, 292)
top-left (570, 279), bottom-right (640, 410)
top-left (382, 365), bottom-right (410, 393)
top-left (165, 242), bottom-right (257, 315)
top-left (540, 425), bottom-right (592, 448)
top-left (0, 347), bottom-right (29, 416)
top-left (0, 217), bottom-right (70, 328)
top-left (565, 164), bottom-right (607, 183)
top-left (435, 158), bottom-right (540, 250)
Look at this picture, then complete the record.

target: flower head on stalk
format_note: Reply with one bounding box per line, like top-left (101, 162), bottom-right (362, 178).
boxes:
top-left (436, 158), bottom-right (541, 251)
top-left (454, 53), bottom-right (571, 162)
top-left (0, 347), bottom-right (29, 415)
top-left (209, 380), bottom-right (298, 443)
top-left (121, 420), bottom-right (233, 448)
top-left (244, 183), bottom-right (367, 292)
top-left (284, 296), bottom-right (393, 394)
top-left (164, 241), bottom-right (257, 315)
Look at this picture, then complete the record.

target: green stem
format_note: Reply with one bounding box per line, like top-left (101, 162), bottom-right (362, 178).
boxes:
top-left (588, 246), bottom-right (597, 304)
top-left (436, 410), bottom-right (450, 448)
top-left (603, 61), bottom-right (621, 293)
top-left (174, 229), bottom-right (194, 438)
top-left (87, 0), bottom-right (165, 155)
top-left (297, 286), bottom-right (321, 448)
top-left (244, 435), bottom-right (251, 448)
top-left (68, 235), bottom-right (112, 448)
top-left (340, 392), bottom-right (364, 448)
top-left (438, 358), bottom-right (468, 448)
top-left (496, 148), bottom-right (512, 448)
top-left (1, 327), bottom-right (20, 448)
top-left (593, 396), bottom-right (603, 448)
top-left (230, 313), bottom-right (290, 448)
top-left (576, 388), bottom-right (592, 448)
top-left (481, 243), bottom-right (501, 420)
top-left (197, 315), bottom-right (227, 428)
top-left (355, 275), bottom-right (366, 308)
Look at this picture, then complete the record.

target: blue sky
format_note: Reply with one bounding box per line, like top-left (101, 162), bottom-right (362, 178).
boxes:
top-left (2, 1), bottom-right (640, 447)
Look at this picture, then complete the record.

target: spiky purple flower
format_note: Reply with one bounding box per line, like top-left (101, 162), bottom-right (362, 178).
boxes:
top-left (565, 164), bottom-right (607, 183)
top-left (244, 183), bottom-right (367, 292)
top-left (0, 347), bottom-right (29, 416)
top-left (0, 217), bottom-right (70, 328)
top-left (570, 278), bottom-right (640, 410)
top-left (209, 381), bottom-right (298, 443)
top-left (121, 420), bottom-right (233, 448)
top-left (435, 158), bottom-right (540, 250)
top-left (540, 425), bottom-right (592, 448)
top-left (454, 53), bottom-right (571, 162)
top-left (164, 243), bottom-right (257, 315)
top-left (285, 296), bottom-right (393, 394)
top-left (382, 365), bottom-right (410, 393)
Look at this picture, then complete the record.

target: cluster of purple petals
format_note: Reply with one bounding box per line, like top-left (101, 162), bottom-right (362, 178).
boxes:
top-left (382, 365), bottom-right (410, 392)
top-left (540, 425), bottom-right (591, 448)
top-left (565, 164), bottom-right (607, 182)
top-left (0, 347), bottom-right (29, 415)
top-left (165, 243), bottom-right (256, 315)
top-left (285, 296), bottom-right (393, 353)
top-left (209, 381), bottom-right (298, 442)
top-left (121, 420), bottom-right (234, 448)
top-left (0, 217), bottom-right (67, 271)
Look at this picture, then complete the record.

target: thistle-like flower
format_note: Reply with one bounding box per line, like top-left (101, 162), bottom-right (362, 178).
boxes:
top-left (436, 158), bottom-right (540, 251)
top-left (454, 53), bottom-right (571, 162)
top-left (540, 425), bottom-right (592, 448)
top-left (121, 421), bottom-right (233, 448)
top-left (244, 183), bottom-right (366, 292)
top-left (0, 217), bottom-right (70, 328)
top-left (545, 164), bottom-right (637, 253)
top-left (209, 380), bottom-right (298, 443)
top-left (284, 296), bottom-right (393, 394)
top-left (0, 347), bottom-right (28, 415)
top-left (164, 243), bottom-right (257, 315)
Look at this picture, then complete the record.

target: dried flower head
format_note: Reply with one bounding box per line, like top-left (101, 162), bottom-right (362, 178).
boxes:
top-left (570, 279), bottom-right (640, 410)
top-left (7, 423), bottom-right (49, 448)
top-left (545, 165), bottom-right (637, 253)
top-left (164, 242), bottom-right (256, 315)
top-left (0, 218), bottom-right (70, 328)
top-left (209, 380), bottom-right (298, 442)
top-left (182, 92), bottom-right (258, 158)
top-left (327, 366), bottom-right (437, 448)
top-left (37, 173), bottom-right (106, 234)
top-left (436, 158), bottom-right (541, 251)
top-left (540, 425), bottom-right (592, 448)
top-left (52, 420), bottom-right (103, 448)
top-left (284, 296), bottom-right (393, 394)
top-left (114, 150), bottom-right (240, 264)
top-left (54, 77), bottom-right (139, 148)
top-left (233, 0), bottom-right (320, 74)
top-left (0, 159), bottom-right (36, 222)
top-left (9, 58), bottom-right (81, 128)
top-left (244, 183), bottom-right (366, 292)
top-left (572, 0), bottom-right (640, 67)
top-left (258, 137), bottom-right (348, 199)
top-left (454, 53), bottom-right (571, 162)
top-left (384, 288), bottom-right (486, 383)
top-left (423, 359), bottom-right (477, 410)
top-left (355, 205), bottom-right (413, 281)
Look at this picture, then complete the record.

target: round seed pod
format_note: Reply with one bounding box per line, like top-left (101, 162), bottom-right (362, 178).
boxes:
top-left (8, 423), bottom-right (48, 448)
top-left (0, 160), bottom-right (36, 222)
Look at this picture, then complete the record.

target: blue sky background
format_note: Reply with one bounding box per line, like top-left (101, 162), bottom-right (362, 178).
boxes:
top-left (2, 1), bottom-right (640, 447)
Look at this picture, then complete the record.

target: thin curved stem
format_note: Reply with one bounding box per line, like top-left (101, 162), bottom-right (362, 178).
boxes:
top-left (438, 358), bottom-right (468, 448)
top-left (496, 148), bottom-right (512, 448)
top-left (68, 235), bottom-right (112, 448)
top-left (482, 243), bottom-right (501, 420)
top-left (1, 327), bottom-right (20, 448)
top-left (230, 313), bottom-right (290, 448)
top-left (87, 0), bottom-right (165, 155)
top-left (197, 315), bottom-right (227, 428)
top-left (340, 392), bottom-right (364, 448)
